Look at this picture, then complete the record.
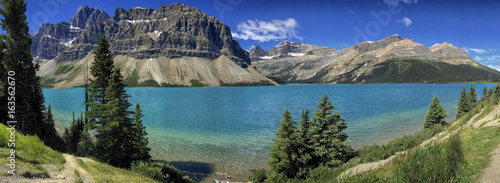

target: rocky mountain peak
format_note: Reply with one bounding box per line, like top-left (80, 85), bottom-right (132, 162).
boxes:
top-left (249, 45), bottom-right (267, 57)
top-left (69, 5), bottom-right (110, 30)
top-left (353, 34), bottom-right (403, 52)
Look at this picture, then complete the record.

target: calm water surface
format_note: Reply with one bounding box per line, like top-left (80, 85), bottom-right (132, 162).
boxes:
top-left (43, 84), bottom-right (492, 173)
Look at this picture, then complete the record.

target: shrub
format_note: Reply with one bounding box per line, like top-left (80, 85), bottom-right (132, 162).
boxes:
top-left (131, 161), bottom-right (192, 183)
top-left (249, 169), bottom-right (267, 183)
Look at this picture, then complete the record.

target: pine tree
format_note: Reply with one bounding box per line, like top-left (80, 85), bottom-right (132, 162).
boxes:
top-left (76, 124), bottom-right (93, 157)
top-left (0, 34), bottom-right (6, 125)
top-left (309, 94), bottom-right (351, 167)
top-left (95, 68), bottom-right (135, 168)
top-left (42, 104), bottom-right (57, 137)
top-left (297, 108), bottom-right (312, 178)
top-left (468, 85), bottom-right (478, 110)
top-left (132, 103), bottom-right (151, 161)
top-left (86, 34), bottom-right (115, 127)
top-left (424, 96), bottom-right (448, 128)
top-left (0, 0), bottom-right (45, 135)
top-left (482, 86), bottom-right (488, 101)
top-left (268, 109), bottom-right (301, 180)
top-left (456, 88), bottom-right (469, 118)
top-left (65, 112), bottom-right (84, 153)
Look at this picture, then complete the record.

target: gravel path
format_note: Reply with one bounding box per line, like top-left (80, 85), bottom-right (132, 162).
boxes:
top-left (0, 153), bottom-right (95, 183)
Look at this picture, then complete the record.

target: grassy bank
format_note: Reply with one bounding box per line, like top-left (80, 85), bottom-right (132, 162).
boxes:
top-left (0, 123), bottom-right (65, 177)
top-left (75, 158), bottom-right (157, 182)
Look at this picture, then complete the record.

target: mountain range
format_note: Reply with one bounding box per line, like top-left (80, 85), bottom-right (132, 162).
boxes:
top-left (34, 4), bottom-right (271, 88)
top-left (252, 35), bottom-right (500, 83)
top-left (33, 4), bottom-right (500, 88)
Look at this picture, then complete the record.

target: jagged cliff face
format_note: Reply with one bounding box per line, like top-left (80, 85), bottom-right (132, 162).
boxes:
top-left (59, 4), bottom-right (250, 67)
top-left (250, 41), bottom-right (335, 62)
top-left (36, 4), bottom-right (270, 88)
top-left (254, 35), bottom-right (500, 83)
top-left (31, 6), bottom-right (110, 61)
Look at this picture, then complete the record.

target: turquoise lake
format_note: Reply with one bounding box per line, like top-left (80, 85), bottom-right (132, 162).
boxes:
top-left (43, 84), bottom-right (492, 174)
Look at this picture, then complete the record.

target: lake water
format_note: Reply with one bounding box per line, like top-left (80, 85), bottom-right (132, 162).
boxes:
top-left (43, 84), bottom-right (492, 176)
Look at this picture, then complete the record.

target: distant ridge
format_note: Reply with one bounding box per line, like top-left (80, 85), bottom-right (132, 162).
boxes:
top-left (253, 35), bottom-right (500, 84)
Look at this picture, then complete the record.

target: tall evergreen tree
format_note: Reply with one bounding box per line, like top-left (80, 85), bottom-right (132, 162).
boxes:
top-left (95, 68), bottom-right (135, 168)
top-left (132, 103), bottom-right (151, 161)
top-left (309, 94), bottom-right (351, 167)
top-left (0, 34), bottom-right (6, 125)
top-left (268, 109), bottom-right (301, 181)
top-left (424, 96), bottom-right (448, 128)
top-left (468, 85), bottom-right (478, 110)
top-left (0, 0), bottom-right (45, 135)
top-left (42, 104), bottom-right (57, 137)
top-left (76, 124), bottom-right (93, 157)
top-left (297, 108), bottom-right (312, 178)
top-left (86, 34), bottom-right (115, 127)
top-left (456, 88), bottom-right (469, 118)
top-left (482, 86), bottom-right (488, 101)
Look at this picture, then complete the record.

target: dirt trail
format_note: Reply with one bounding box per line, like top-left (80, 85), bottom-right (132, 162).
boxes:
top-left (481, 145), bottom-right (500, 183)
top-left (0, 154), bottom-right (95, 183)
top-left (339, 105), bottom-right (500, 181)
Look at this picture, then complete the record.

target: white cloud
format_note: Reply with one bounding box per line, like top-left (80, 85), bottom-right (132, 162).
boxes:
top-left (397, 17), bottom-right (413, 27)
top-left (383, 0), bottom-right (418, 6)
top-left (431, 43), bottom-right (440, 47)
top-left (469, 48), bottom-right (488, 54)
top-left (231, 18), bottom-right (302, 42)
top-left (474, 55), bottom-right (500, 63)
top-left (461, 47), bottom-right (492, 54)
top-left (487, 65), bottom-right (500, 72)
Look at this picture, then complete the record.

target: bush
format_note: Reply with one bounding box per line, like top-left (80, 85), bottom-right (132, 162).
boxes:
top-left (357, 125), bottom-right (444, 163)
top-left (131, 161), bottom-right (192, 183)
top-left (249, 169), bottom-right (267, 183)
top-left (393, 134), bottom-right (463, 182)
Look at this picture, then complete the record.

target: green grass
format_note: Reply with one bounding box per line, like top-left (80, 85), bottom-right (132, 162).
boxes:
top-left (75, 158), bottom-right (158, 183)
top-left (0, 123), bottom-right (65, 177)
top-left (54, 64), bottom-right (75, 75)
top-left (40, 77), bottom-right (56, 88)
top-left (123, 69), bottom-right (141, 87)
top-left (344, 58), bottom-right (500, 84)
top-left (190, 79), bottom-right (207, 87)
top-left (356, 125), bottom-right (444, 163)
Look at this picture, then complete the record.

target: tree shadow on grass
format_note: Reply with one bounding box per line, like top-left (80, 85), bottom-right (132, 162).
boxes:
top-left (156, 160), bottom-right (215, 181)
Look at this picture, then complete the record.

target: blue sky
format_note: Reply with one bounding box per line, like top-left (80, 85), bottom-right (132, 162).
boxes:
top-left (26, 0), bottom-right (500, 68)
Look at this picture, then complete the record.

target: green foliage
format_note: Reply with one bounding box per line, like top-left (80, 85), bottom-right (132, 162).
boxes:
top-left (87, 33), bottom-right (115, 126)
top-left (189, 79), bottom-right (206, 87)
top-left (249, 169), bottom-right (267, 183)
top-left (95, 68), bottom-right (136, 168)
top-left (309, 94), bottom-right (352, 167)
top-left (219, 80), bottom-right (274, 86)
top-left (54, 64), bottom-right (75, 75)
top-left (123, 69), bottom-right (140, 87)
top-left (0, 0), bottom-right (46, 138)
top-left (40, 77), bottom-right (56, 88)
top-left (468, 84), bottom-right (478, 109)
top-left (0, 123), bottom-right (65, 177)
top-left (63, 112), bottom-right (84, 153)
top-left (40, 104), bottom-right (66, 151)
top-left (132, 103), bottom-right (151, 161)
top-left (357, 126), bottom-right (443, 163)
top-left (346, 58), bottom-right (500, 83)
top-left (76, 158), bottom-right (157, 183)
top-left (160, 82), bottom-right (189, 87)
top-left (424, 95), bottom-right (448, 128)
top-left (131, 161), bottom-right (192, 183)
top-left (393, 134), bottom-right (464, 182)
top-left (457, 88), bottom-right (470, 118)
top-left (139, 79), bottom-right (161, 87)
top-left (268, 109), bottom-right (302, 180)
top-left (76, 124), bottom-right (93, 157)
